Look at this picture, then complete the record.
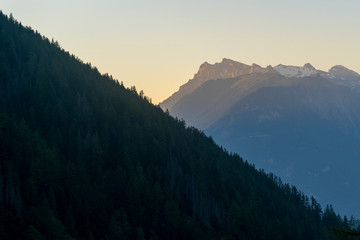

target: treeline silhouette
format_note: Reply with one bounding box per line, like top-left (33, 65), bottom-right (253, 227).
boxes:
top-left (0, 12), bottom-right (354, 239)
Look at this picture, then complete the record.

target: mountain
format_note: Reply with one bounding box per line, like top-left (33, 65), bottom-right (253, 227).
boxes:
top-left (0, 12), bottom-right (350, 239)
top-left (160, 58), bottom-right (271, 111)
top-left (161, 59), bottom-right (360, 217)
top-left (165, 71), bottom-right (293, 129)
top-left (328, 65), bottom-right (360, 91)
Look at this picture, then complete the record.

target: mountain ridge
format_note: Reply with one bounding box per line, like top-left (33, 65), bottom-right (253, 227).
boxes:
top-left (160, 58), bottom-right (271, 111)
top-left (160, 59), bottom-right (360, 112)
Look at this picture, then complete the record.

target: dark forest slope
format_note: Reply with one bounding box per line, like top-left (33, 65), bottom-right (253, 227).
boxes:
top-left (0, 12), bottom-right (349, 239)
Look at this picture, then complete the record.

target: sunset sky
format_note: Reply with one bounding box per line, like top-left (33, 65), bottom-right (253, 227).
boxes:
top-left (2, 0), bottom-right (359, 104)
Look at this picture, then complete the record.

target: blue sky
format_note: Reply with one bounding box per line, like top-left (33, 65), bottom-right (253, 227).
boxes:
top-left (2, 0), bottom-right (359, 103)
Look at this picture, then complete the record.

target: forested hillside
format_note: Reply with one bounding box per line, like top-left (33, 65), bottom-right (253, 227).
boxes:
top-left (0, 12), bottom-right (351, 239)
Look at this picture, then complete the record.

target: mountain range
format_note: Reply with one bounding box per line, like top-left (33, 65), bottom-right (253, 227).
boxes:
top-left (160, 58), bottom-right (360, 217)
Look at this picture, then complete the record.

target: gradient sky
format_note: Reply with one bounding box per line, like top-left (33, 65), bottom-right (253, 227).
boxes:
top-left (2, 0), bottom-right (360, 103)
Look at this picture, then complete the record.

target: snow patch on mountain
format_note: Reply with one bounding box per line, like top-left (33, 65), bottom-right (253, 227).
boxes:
top-left (273, 63), bottom-right (360, 90)
top-left (273, 64), bottom-right (318, 78)
top-left (320, 72), bottom-right (336, 79)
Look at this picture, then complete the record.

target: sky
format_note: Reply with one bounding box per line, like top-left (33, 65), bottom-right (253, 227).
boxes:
top-left (2, 0), bottom-right (360, 104)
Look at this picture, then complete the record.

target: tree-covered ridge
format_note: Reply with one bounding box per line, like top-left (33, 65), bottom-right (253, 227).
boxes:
top-left (0, 11), bottom-right (353, 239)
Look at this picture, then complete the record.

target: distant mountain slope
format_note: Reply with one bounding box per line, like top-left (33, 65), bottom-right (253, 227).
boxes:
top-left (0, 12), bottom-right (347, 240)
top-left (169, 72), bottom-right (295, 129)
top-left (207, 77), bottom-right (360, 216)
top-left (160, 58), bottom-right (271, 111)
top-left (161, 59), bottom-right (360, 217)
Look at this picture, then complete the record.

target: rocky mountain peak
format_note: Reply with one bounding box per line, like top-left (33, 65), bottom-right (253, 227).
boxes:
top-left (161, 59), bottom-right (259, 111)
top-left (198, 61), bottom-right (210, 74)
top-left (304, 63), bottom-right (316, 70)
top-left (250, 63), bottom-right (263, 73)
top-left (329, 65), bottom-right (360, 78)
top-left (324, 65), bottom-right (360, 90)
